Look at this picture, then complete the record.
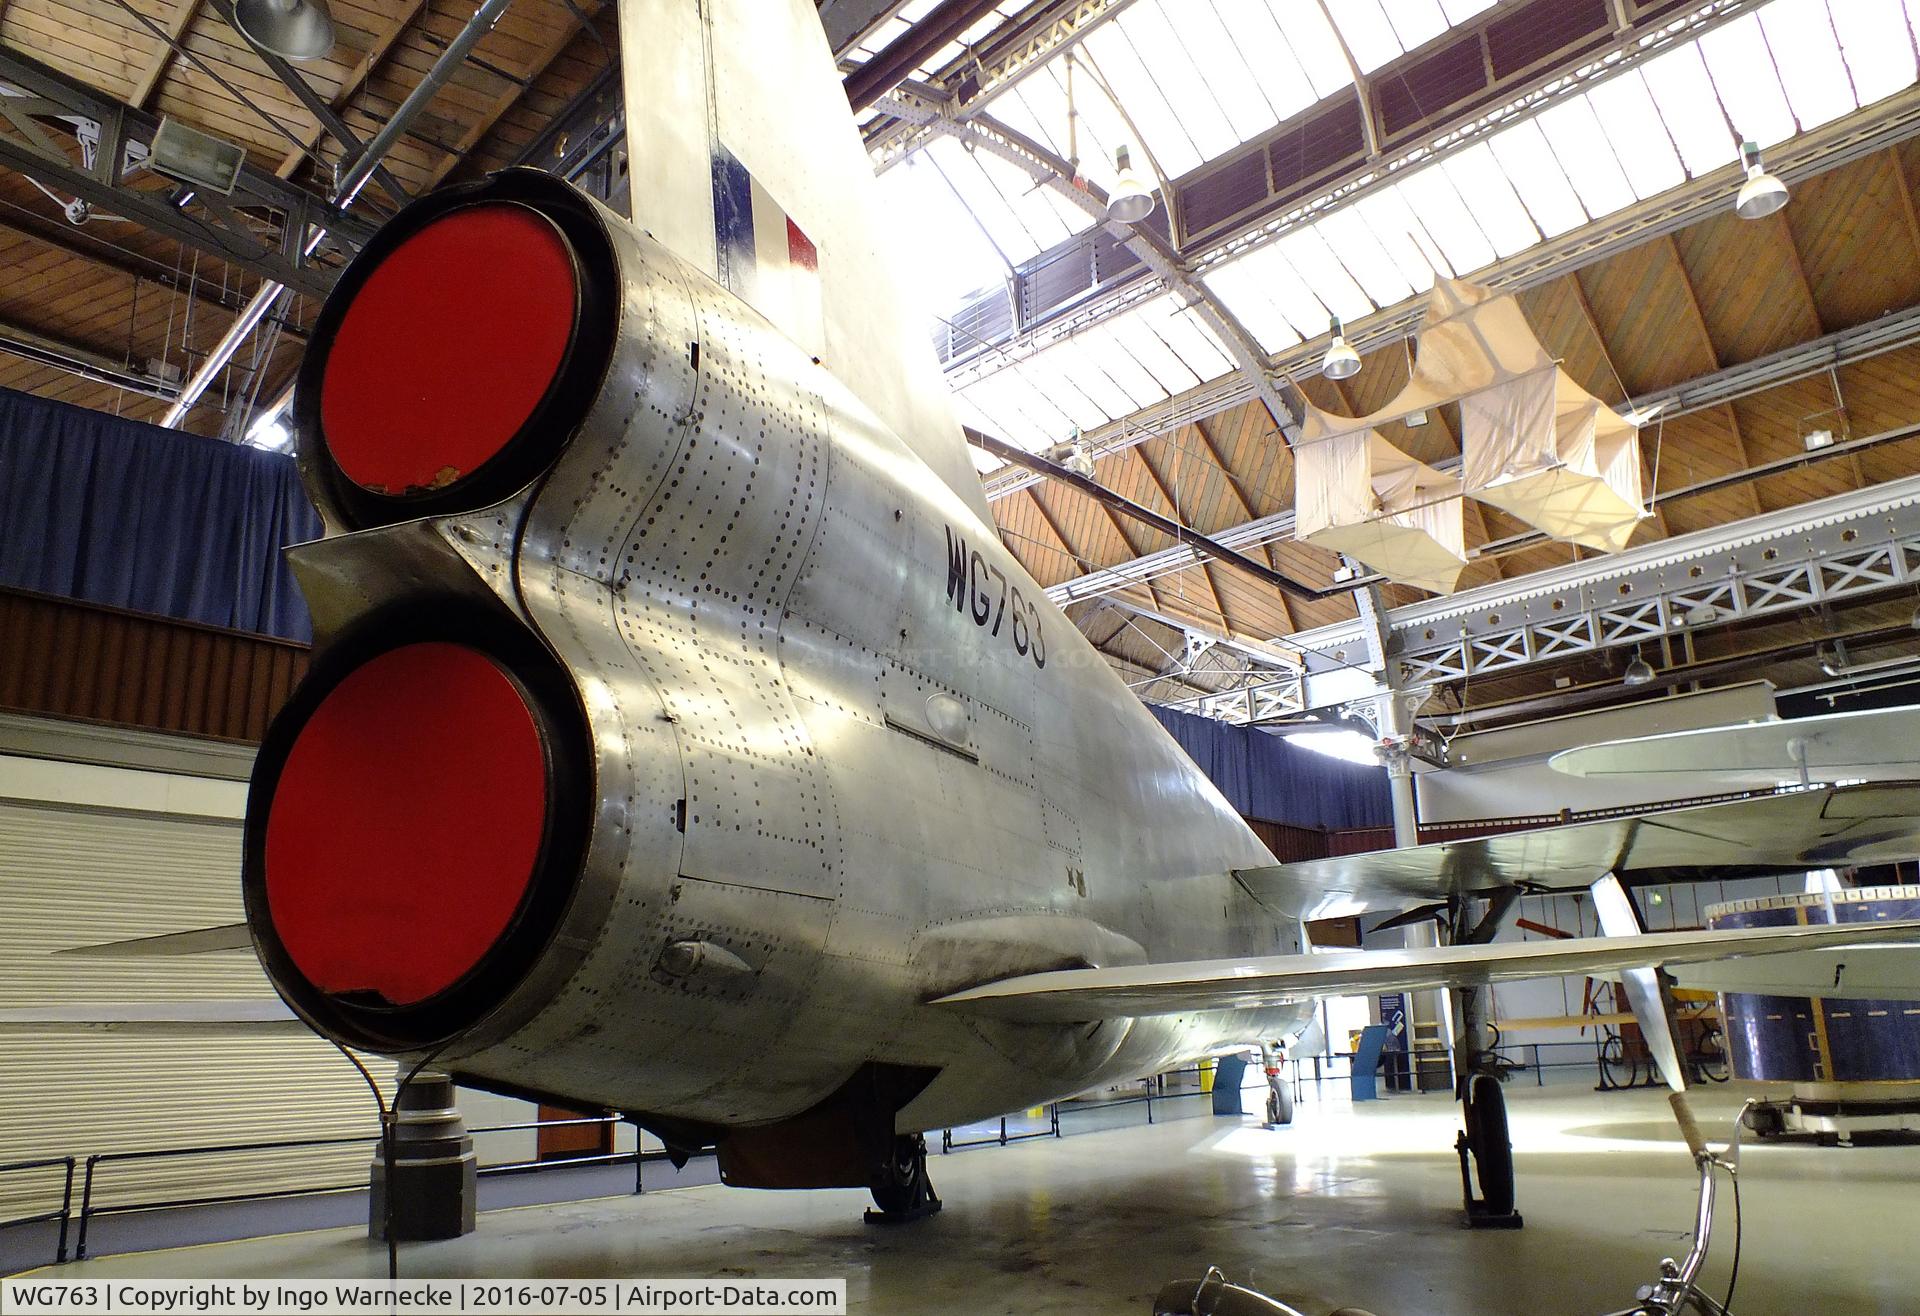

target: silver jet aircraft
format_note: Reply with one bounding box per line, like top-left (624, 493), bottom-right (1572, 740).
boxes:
top-left (223, 0), bottom-right (1920, 1222)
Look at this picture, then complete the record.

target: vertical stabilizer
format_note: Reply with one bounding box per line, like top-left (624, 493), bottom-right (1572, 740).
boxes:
top-left (618, 0), bottom-right (990, 522)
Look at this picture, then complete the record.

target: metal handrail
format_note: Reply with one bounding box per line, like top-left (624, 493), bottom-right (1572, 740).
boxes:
top-left (941, 1106), bottom-right (1061, 1153)
top-left (0, 1155), bottom-right (77, 1265)
top-left (69, 1114), bottom-right (708, 1261)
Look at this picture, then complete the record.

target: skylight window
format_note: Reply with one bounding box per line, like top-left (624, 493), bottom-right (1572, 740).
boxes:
top-left (1830, 0), bottom-right (1917, 105)
top-left (1222, 0), bottom-right (1319, 122)
top-left (1316, 205), bottom-right (1417, 308)
top-left (1380, 0), bottom-right (1450, 52)
top-left (1535, 96), bottom-right (1636, 219)
top-left (1760, 0), bottom-right (1858, 132)
top-left (1106, 301), bottom-right (1207, 394)
top-left (1699, 13), bottom-right (1799, 147)
top-left (1639, 43), bottom-right (1739, 178)
top-left (1587, 74), bottom-right (1686, 199)
top-left (1073, 323), bottom-right (1165, 411)
top-left (1272, 1), bottom-right (1358, 100)
top-left (1278, 226), bottom-right (1376, 321)
top-left (1328, 0), bottom-right (1405, 74)
top-left (1393, 164), bottom-right (1497, 274)
top-left (1486, 119), bottom-right (1587, 236)
top-left (1082, 20), bottom-right (1203, 176)
top-left (1175, 2), bottom-right (1281, 143)
top-left (1209, 242), bottom-right (1331, 343)
top-left (1350, 188), bottom-right (1444, 292)
top-left (1439, 142), bottom-right (1539, 256)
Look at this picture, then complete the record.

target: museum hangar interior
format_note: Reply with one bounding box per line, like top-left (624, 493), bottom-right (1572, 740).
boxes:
top-left (5, 2), bottom-right (1920, 1313)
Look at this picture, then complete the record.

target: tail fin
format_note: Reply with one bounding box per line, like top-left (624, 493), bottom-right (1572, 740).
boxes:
top-left (617, 0), bottom-right (989, 522)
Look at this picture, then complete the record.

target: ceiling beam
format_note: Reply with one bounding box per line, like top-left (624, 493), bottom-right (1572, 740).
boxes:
top-left (130, 0), bottom-right (206, 111)
top-left (0, 318), bottom-right (180, 399)
top-left (208, 0), bottom-right (413, 209)
top-left (425, 1), bottom-right (605, 189)
top-left (0, 202), bottom-right (286, 325)
top-left (890, 96), bottom-right (1300, 434)
top-left (275, 0), bottom-right (431, 181)
top-left (969, 426), bottom-right (1341, 603)
top-left (844, 0), bottom-right (1003, 114)
top-left (1033, 300), bottom-right (1920, 614)
top-left (1191, 414), bottom-right (1295, 633)
top-left (1131, 442), bottom-right (1233, 633)
top-left (980, 79), bottom-right (1920, 501)
top-left (0, 46), bottom-right (373, 297)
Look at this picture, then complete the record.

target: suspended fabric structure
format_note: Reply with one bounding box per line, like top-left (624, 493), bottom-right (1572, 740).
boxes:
top-left (1294, 278), bottom-right (1645, 594)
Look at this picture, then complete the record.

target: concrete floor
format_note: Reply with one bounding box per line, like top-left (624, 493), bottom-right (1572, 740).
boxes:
top-left (41, 1082), bottom-right (1919, 1315)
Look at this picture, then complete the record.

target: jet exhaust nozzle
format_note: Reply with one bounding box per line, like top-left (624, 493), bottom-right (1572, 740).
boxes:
top-left (243, 605), bottom-right (594, 1052)
top-left (295, 170), bottom-right (620, 530)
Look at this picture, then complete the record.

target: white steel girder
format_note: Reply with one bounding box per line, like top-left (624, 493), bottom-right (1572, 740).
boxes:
top-left (1172, 473), bottom-right (1920, 726)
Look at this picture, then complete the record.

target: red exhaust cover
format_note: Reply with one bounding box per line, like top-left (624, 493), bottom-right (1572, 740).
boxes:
top-left (262, 641), bottom-right (549, 1006)
top-left (318, 203), bottom-right (578, 497)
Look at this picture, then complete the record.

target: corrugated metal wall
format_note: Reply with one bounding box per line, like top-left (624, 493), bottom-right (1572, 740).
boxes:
top-left (0, 796), bottom-right (380, 1220)
top-left (0, 588), bottom-right (308, 743)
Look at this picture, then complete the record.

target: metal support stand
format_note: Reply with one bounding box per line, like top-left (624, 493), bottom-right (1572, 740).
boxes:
top-left (368, 1071), bottom-right (476, 1242)
top-left (863, 1133), bottom-right (941, 1225)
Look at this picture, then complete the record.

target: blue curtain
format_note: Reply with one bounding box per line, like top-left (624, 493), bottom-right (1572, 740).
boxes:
top-left (0, 387), bottom-right (320, 641)
top-left (1149, 703), bottom-right (1392, 831)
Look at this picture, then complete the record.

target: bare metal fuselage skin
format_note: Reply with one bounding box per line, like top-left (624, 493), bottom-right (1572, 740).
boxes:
top-left (284, 183), bottom-right (1308, 1135)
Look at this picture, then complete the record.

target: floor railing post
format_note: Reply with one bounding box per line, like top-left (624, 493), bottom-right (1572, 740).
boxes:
top-left (56, 1157), bottom-right (75, 1263)
top-left (74, 1155), bottom-right (100, 1261)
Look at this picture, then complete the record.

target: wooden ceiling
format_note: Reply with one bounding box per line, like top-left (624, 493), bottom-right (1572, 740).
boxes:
top-left (991, 140), bottom-right (1920, 705)
top-left (1, 1), bottom-right (1917, 719)
top-left (0, 0), bottom-right (611, 434)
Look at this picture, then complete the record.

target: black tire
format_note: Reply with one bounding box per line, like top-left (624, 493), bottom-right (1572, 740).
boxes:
top-left (1599, 1030), bottom-right (1636, 1090)
top-left (1267, 1082), bottom-right (1294, 1126)
top-left (1467, 1072), bottom-right (1515, 1216)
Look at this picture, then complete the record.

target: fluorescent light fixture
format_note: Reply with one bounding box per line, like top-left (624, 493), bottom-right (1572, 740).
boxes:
top-left (147, 118), bottom-right (244, 195)
top-left (1284, 729), bottom-right (1380, 766)
top-left (1106, 145), bottom-right (1156, 224)
top-left (1321, 316), bottom-right (1362, 380)
top-left (1736, 141), bottom-right (1789, 219)
top-left (1802, 428), bottom-right (1835, 451)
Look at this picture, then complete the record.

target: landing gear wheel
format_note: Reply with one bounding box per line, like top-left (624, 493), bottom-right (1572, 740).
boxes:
top-left (1266, 1081), bottom-right (1294, 1127)
top-left (864, 1133), bottom-right (941, 1225)
top-left (1465, 1072), bottom-right (1515, 1219)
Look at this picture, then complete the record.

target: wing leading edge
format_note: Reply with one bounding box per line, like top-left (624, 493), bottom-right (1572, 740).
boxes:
top-left (931, 920), bottom-right (1920, 1023)
top-left (1233, 780), bottom-right (1920, 919)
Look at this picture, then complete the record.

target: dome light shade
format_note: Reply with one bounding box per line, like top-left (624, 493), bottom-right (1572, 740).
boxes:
top-left (232, 0), bottom-right (336, 61)
top-left (1623, 651), bottom-right (1656, 686)
top-left (1322, 316), bottom-right (1361, 381)
top-left (1735, 141), bottom-right (1788, 220)
top-left (1106, 146), bottom-right (1156, 224)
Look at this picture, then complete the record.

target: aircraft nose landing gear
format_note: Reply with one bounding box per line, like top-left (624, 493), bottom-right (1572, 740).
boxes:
top-left (865, 1132), bottom-right (942, 1224)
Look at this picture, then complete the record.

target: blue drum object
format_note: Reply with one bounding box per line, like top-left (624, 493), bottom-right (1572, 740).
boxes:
top-left (1707, 887), bottom-right (1920, 1083)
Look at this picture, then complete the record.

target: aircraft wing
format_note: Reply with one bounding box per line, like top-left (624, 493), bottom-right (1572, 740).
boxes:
top-left (932, 920), bottom-right (1920, 1023)
top-left (1234, 780), bottom-right (1920, 918)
